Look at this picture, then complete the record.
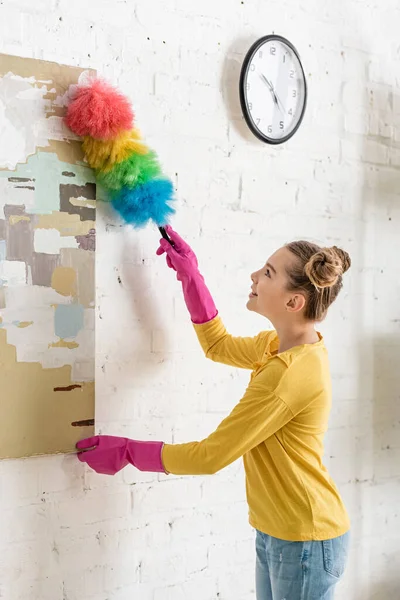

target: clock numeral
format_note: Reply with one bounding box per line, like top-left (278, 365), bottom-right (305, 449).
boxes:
top-left (292, 89), bottom-right (297, 98)
top-left (259, 50), bottom-right (263, 59)
top-left (279, 121), bottom-right (284, 130)
top-left (290, 70), bottom-right (295, 78)
top-left (268, 125), bottom-right (272, 134)
top-left (250, 63), bottom-right (255, 72)
top-left (288, 108), bottom-right (293, 116)
top-left (270, 46), bottom-right (276, 55)
top-left (283, 55), bottom-right (286, 63)
top-left (256, 118), bottom-right (261, 125)
top-left (248, 102), bottom-right (252, 110)
top-left (247, 82), bottom-right (250, 91)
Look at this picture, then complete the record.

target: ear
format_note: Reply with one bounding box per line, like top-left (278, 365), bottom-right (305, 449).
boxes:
top-left (286, 293), bottom-right (306, 313)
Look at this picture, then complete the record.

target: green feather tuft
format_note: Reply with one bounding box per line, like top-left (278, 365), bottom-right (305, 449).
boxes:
top-left (97, 150), bottom-right (162, 192)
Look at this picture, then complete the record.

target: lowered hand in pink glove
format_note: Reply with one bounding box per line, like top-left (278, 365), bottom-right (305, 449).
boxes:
top-left (76, 435), bottom-right (166, 475)
top-left (156, 225), bottom-right (218, 324)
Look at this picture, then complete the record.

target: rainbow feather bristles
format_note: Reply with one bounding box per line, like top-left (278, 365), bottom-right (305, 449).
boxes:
top-left (64, 78), bottom-right (175, 236)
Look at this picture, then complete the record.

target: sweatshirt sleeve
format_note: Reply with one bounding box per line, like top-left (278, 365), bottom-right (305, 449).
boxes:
top-left (193, 316), bottom-right (271, 370)
top-left (161, 373), bottom-right (294, 476)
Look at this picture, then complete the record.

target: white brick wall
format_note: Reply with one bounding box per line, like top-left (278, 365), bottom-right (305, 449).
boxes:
top-left (1, 0), bottom-right (400, 598)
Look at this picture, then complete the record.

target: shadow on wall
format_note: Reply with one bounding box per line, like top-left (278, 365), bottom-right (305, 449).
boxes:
top-left (94, 200), bottom-right (173, 434)
top-left (357, 82), bottom-right (400, 599)
top-left (369, 336), bottom-right (400, 600)
top-left (369, 577), bottom-right (400, 600)
top-left (121, 232), bottom-right (170, 373)
top-left (221, 37), bottom-right (265, 144)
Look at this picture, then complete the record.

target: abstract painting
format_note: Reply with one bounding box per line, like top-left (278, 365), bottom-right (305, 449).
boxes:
top-left (0, 54), bottom-right (96, 458)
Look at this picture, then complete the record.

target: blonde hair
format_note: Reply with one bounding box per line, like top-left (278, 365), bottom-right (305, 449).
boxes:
top-left (285, 241), bottom-right (351, 321)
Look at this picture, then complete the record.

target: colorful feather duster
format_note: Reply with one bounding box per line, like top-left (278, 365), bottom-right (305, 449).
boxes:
top-left (64, 78), bottom-right (175, 242)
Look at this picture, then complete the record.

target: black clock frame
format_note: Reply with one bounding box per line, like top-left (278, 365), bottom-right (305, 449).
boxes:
top-left (239, 34), bottom-right (308, 145)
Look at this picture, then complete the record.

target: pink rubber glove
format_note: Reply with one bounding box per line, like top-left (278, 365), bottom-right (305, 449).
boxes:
top-left (76, 435), bottom-right (166, 475)
top-left (156, 225), bottom-right (218, 325)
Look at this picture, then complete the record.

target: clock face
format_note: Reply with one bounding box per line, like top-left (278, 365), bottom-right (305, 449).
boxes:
top-left (239, 35), bottom-right (307, 144)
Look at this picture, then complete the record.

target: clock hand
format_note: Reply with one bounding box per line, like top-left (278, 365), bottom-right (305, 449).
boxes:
top-left (270, 86), bottom-right (285, 115)
top-left (260, 73), bottom-right (277, 102)
top-left (275, 91), bottom-right (286, 114)
top-left (260, 73), bottom-right (284, 114)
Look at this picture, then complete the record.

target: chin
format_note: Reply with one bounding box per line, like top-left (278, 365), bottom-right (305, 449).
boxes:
top-left (247, 300), bottom-right (270, 319)
top-left (246, 299), bottom-right (257, 312)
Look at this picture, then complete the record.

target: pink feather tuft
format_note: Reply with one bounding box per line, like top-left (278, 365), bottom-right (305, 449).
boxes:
top-left (65, 78), bottom-right (134, 140)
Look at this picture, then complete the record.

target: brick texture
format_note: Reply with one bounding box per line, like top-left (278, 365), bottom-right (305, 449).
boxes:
top-left (0, 0), bottom-right (399, 598)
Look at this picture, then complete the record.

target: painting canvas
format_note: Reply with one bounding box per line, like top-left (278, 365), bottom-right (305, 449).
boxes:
top-left (0, 54), bottom-right (96, 458)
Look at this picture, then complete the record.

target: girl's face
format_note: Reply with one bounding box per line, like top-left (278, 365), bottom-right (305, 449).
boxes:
top-left (247, 247), bottom-right (306, 322)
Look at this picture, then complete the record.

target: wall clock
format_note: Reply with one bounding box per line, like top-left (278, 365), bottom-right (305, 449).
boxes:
top-left (239, 35), bottom-right (307, 144)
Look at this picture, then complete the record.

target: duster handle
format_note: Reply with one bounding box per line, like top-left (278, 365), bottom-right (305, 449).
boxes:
top-left (158, 226), bottom-right (175, 247)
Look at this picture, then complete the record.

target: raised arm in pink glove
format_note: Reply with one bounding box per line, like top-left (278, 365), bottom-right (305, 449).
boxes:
top-left (76, 436), bottom-right (166, 475)
top-left (156, 225), bottom-right (218, 325)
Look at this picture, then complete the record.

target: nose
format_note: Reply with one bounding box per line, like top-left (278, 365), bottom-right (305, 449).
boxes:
top-left (251, 271), bottom-right (258, 283)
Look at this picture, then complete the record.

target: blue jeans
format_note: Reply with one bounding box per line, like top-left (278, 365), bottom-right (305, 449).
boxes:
top-left (256, 530), bottom-right (350, 600)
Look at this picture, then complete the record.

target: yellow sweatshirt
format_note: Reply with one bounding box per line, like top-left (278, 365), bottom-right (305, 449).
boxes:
top-left (162, 316), bottom-right (350, 541)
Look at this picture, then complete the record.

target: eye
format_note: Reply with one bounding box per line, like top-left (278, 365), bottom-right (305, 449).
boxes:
top-left (265, 268), bottom-right (271, 278)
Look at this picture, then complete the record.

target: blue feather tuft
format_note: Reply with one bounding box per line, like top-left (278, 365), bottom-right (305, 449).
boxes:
top-left (111, 179), bottom-right (175, 228)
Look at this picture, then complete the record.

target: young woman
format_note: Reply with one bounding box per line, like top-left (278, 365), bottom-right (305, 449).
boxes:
top-left (77, 226), bottom-right (351, 600)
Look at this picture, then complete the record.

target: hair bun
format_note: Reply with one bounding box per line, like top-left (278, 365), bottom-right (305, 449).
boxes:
top-left (305, 246), bottom-right (350, 289)
top-left (332, 246), bottom-right (351, 274)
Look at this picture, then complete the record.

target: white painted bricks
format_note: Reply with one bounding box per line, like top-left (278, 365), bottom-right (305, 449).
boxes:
top-left (0, 0), bottom-right (399, 598)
